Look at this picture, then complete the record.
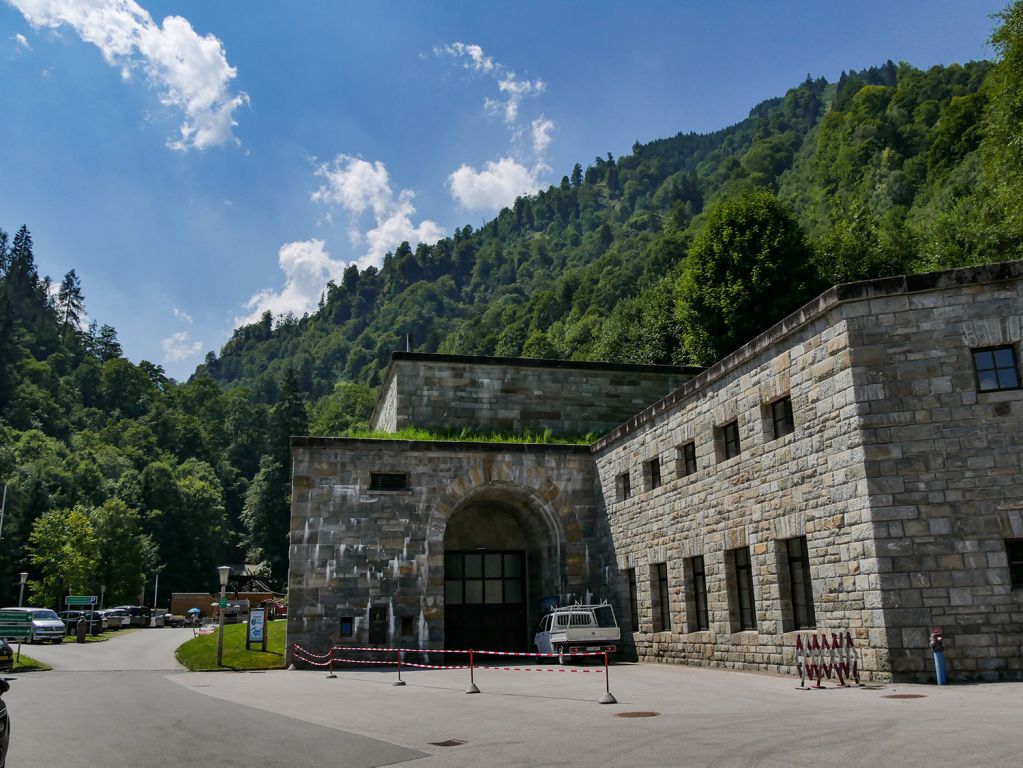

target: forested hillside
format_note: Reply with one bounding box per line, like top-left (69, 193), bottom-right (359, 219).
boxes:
top-left (3, 2), bottom-right (1022, 607)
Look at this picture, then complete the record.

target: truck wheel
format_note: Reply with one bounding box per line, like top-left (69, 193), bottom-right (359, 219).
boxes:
top-left (556, 645), bottom-right (567, 665)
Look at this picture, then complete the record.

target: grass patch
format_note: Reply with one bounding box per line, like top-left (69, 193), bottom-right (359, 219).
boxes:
top-left (12, 653), bottom-right (50, 672)
top-left (175, 620), bottom-right (287, 671)
top-left (341, 426), bottom-right (597, 445)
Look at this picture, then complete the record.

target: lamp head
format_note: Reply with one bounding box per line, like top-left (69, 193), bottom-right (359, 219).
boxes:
top-left (217, 565), bottom-right (231, 587)
top-left (19, 572), bottom-right (28, 586)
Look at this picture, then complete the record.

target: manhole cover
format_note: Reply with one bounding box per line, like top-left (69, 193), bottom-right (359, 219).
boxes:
top-left (429, 739), bottom-right (467, 747)
top-left (614, 711), bottom-right (660, 718)
top-left (883, 694), bottom-right (926, 700)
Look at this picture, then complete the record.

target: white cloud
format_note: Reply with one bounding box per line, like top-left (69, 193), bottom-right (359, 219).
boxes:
top-left (434, 42), bottom-right (493, 74)
top-left (312, 155), bottom-right (445, 268)
top-left (448, 156), bottom-right (545, 212)
top-left (172, 307), bottom-right (193, 324)
top-left (237, 239), bottom-right (345, 326)
top-left (8, 0), bottom-right (247, 151)
top-left (531, 116), bottom-right (553, 154)
top-left (14, 32), bottom-right (31, 50)
top-left (161, 330), bottom-right (202, 362)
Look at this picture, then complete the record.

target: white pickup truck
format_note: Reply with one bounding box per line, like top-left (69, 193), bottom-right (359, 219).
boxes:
top-left (533, 604), bottom-right (620, 662)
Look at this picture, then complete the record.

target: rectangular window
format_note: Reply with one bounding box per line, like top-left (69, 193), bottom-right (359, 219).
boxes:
top-left (770, 396), bottom-right (795, 439)
top-left (785, 537), bottom-right (816, 629)
top-left (400, 616), bottom-right (415, 637)
top-left (1007, 539), bottom-right (1023, 589)
top-left (729, 547), bottom-right (756, 631)
top-left (627, 568), bottom-right (639, 631)
top-left (678, 442), bottom-right (697, 477)
top-left (686, 555), bottom-right (709, 632)
top-left (651, 563), bottom-right (671, 633)
top-left (721, 421), bottom-right (741, 461)
top-left (973, 346), bottom-right (1020, 392)
top-left (370, 472), bottom-right (408, 491)
top-left (445, 551), bottom-right (524, 606)
top-left (645, 457), bottom-right (661, 491)
top-left (616, 471), bottom-right (632, 501)
top-left (339, 617), bottom-right (354, 638)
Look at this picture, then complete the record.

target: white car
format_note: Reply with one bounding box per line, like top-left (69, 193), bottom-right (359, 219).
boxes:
top-left (533, 604), bottom-right (620, 663)
top-left (0, 607), bottom-right (65, 644)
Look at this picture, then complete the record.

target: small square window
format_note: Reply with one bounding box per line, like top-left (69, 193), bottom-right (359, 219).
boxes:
top-left (339, 617), bottom-right (354, 638)
top-left (973, 346), bottom-right (1020, 392)
top-left (720, 421), bottom-right (741, 461)
top-left (370, 472), bottom-right (408, 491)
top-left (616, 471), bottom-right (632, 501)
top-left (677, 442), bottom-right (697, 477)
top-left (645, 457), bottom-right (661, 491)
top-left (1007, 539), bottom-right (1023, 589)
top-left (770, 396), bottom-right (795, 440)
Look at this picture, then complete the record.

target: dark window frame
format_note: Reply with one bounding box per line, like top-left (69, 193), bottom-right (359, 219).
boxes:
top-left (1007, 539), bottom-right (1023, 589)
top-left (731, 547), bottom-right (756, 631)
top-left (370, 472), bottom-right (409, 491)
top-left (770, 396), bottom-right (795, 440)
top-left (444, 550), bottom-right (524, 607)
top-left (688, 555), bottom-right (709, 632)
top-left (721, 420), bottom-right (741, 461)
top-left (617, 471), bottom-right (632, 501)
top-left (646, 457), bottom-right (661, 491)
top-left (785, 537), bottom-right (816, 629)
top-left (654, 562), bottom-right (671, 633)
top-left (973, 345), bottom-right (1021, 392)
top-left (678, 442), bottom-right (697, 477)
top-left (627, 568), bottom-right (639, 631)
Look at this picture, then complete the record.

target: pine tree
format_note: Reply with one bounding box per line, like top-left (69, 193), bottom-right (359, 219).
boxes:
top-left (57, 269), bottom-right (86, 341)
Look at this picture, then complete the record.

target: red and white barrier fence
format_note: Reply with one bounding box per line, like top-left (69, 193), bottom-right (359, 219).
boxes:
top-left (290, 643), bottom-right (617, 704)
top-left (796, 631), bottom-right (861, 688)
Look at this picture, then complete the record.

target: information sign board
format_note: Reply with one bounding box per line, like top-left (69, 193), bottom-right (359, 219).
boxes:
top-left (248, 608), bottom-right (265, 643)
top-left (0, 610), bottom-right (32, 641)
top-left (65, 595), bottom-right (96, 606)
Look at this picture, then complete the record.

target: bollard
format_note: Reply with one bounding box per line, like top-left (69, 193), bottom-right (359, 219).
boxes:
top-left (465, 649), bottom-right (480, 694)
top-left (929, 628), bottom-right (946, 685)
top-left (326, 646), bottom-right (337, 679)
top-left (393, 649), bottom-right (406, 686)
top-left (598, 652), bottom-right (617, 704)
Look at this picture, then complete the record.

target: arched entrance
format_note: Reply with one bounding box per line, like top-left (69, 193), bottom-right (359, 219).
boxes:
top-left (443, 493), bottom-right (560, 652)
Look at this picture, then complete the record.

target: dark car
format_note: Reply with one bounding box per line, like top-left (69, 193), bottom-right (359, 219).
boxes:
top-left (0, 677), bottom-right (9, 768)
top-left (0, 642), bottom-right (11, 674)
top-left (59, 610), bottom-right (102, 636)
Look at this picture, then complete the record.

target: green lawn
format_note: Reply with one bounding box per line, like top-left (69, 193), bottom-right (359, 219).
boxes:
top-left (12, 652), bottom-right (50, 672)
top-left (175, 620), bottom-right (287, 671)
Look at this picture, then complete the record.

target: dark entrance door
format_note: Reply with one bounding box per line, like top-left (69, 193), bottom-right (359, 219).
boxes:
top-left (444, 550), bottom-right (526, 651)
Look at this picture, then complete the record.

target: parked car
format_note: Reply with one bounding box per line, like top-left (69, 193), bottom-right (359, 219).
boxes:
top-left (163, 614), bottom-right (185, 628)
top-left (533, 604), bottom-right (620, 663)
top-left (0, 641), bottom-right (12, 674)
top-left (0, 608), bottom-right (64, 644)
top-left (113, 605), bottom-right (151, 628)
top-left (59, 610), bottom-right (104, 636)
top-left (0, 677), bottom-right (9, 768)
top-left (103, 608), bottom-right (129, 629)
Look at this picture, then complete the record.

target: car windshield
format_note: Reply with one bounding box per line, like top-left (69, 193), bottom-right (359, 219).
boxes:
top-left (33, 609), bottom-right (60, 620)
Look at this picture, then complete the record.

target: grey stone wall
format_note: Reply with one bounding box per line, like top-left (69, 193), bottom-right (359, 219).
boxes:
top-left (287, 437), bottom-right (607, 656)
top-left (369, 352), bottom-right (696, 437)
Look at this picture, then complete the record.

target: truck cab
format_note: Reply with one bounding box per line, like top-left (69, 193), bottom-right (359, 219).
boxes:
top-left (533, 604), bottom-right (620, 661)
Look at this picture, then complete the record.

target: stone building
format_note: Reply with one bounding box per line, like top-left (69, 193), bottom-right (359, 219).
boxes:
top-left (289, 262), bottom-right (1023, 682)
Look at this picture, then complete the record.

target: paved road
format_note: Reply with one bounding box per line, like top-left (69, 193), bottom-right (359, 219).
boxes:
top-left (7, 630), bottom-right (425, 767)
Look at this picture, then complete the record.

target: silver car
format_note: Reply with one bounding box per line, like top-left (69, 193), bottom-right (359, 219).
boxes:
top-left (0, 607), bottom-right (64, 644)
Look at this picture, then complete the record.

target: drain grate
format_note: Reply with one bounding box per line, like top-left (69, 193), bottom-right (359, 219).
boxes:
top-left (883, 694), bottom-right (926, 700)
top-left (429, 739), bottom-right (467, 747)
top-left (615, 711), bottom-right (660, 718)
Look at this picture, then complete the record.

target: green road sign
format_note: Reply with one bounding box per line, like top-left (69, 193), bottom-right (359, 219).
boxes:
top-left (218, 599), bottom-right (227, 608)
top-left (65, 595), bottom-right (96, 606)
top-left (0, 610), bottom-right (32, 640)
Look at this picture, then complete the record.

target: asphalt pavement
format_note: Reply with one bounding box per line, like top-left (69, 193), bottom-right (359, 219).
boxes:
top-left (6, 629), bottom-right (1023, 767)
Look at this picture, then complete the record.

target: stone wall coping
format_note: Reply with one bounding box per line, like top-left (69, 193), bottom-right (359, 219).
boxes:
top-left (290, 435), bottom-right (592, 455)
top-left (590, 259), bottom-right (1023, 454)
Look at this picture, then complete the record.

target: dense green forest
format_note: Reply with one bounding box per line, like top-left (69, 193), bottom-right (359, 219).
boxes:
top-left (3, 2), bottom-right (1022, 608)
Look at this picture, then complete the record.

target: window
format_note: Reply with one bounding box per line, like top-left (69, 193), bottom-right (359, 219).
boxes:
top-left (678, 442), bottom-right (697, 478)
top-left (444, 551), bottom-right (524, 606)
top-left (973, 346), bottom-right (1020, 392)
top-left (400, 616), bottom-right (416, 637)
top-left (729, 547), bottom-right (756, 631)
top-left (686, 555), bottom-right (709, 632)
top-left (627, 568), bottom-right (639, 631)
top-left (339, 617), bottom-right (354, 638)
top-left (616, 471), bottom-right (632, 501)
top-left (651, 563), bottom-right (671, 633)
top-left (370, 472), bottom-right (408, 491)
top-left (645, 457), bottom-right (661, 491)
top-left (1007, 539), bottom-right (1023, 589)
top-left (770, 396), bottom-right (795, 440)
top-left (785, 537), bottom-right (816, 629)
top-left (720, 421), bottom-right (741, 461)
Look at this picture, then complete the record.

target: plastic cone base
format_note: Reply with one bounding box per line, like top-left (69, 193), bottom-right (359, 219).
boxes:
top-left (393, 680), bottom-right (407, 686)
top-left (465, 683), bottom-right (480, 694)
top-left (598, 692), bottom-right (617, 704)
top-left (287, 664), bottom-right (296, 671)
top-left (326, 673), bottom-right (337, 679)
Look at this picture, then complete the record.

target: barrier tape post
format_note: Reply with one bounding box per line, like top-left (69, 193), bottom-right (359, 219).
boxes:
top-left (598, 651), bottom-right (617, 704)
top-left (466, 649), bottom-right (480, 694)
top-left (326, 646), bottom-right (337, 679)
top-left (393, 649), bottom-right (406, 686)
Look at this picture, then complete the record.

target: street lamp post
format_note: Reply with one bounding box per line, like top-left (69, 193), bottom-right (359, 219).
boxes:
top-left (100, 584), bottom-right (106, 610)
top-left (18, 572), bottom-right (28, 607)
top-left (216, 566), bottom-right (231, 667)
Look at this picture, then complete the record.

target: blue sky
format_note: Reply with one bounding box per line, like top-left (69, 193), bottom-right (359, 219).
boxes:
top-left (0, 0), bottom-right (1006, 379)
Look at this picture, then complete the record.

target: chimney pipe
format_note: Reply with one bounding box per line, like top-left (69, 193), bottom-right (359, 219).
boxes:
top-left (405, 333), bottom-right (414, 352)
